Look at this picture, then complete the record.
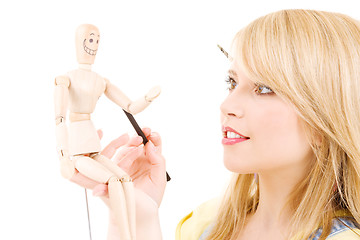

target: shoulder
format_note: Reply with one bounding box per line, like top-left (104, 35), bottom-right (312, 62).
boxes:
top-left (66, 69), bottom-right (77, 77)
top-left (327, 229), bottom-right (360, 240)
top-left (175, 198), bottom-right (220, 240)
top-left (55, 75), bottom-right (70, 87)
top-left (312, 218), bottom-right (360, 240)
top-left (326, 218), bottom-right (360, 240)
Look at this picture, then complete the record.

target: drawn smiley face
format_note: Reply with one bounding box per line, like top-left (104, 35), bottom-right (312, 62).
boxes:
top-left (75, 24), bottom-right (101, 64)
top-left (83, 32), bottom-right (100, 56)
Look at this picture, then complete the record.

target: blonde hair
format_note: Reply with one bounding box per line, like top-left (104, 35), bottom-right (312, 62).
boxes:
top-left (206, 9), bottom-right (360, 240)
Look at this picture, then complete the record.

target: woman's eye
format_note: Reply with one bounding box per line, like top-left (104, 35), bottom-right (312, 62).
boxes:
top-left (225, 76), bottom-right (237, 91)
top-left (254, 84), bottom-right (274, 95)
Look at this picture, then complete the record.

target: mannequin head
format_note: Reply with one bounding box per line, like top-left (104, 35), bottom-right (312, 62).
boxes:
top-left (75, 24), bottom-right (100, 64)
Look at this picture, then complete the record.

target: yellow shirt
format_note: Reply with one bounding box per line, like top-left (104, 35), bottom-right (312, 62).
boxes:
top-left (176, 198), bottom-right (219, 240)
top-left (176, 199), bottom-right (360, 240)
top-left (328, 230), bottom-right (360, 240)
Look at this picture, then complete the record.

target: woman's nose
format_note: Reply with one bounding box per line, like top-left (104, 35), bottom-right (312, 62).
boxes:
top-left (220, 92), bottom-right (244, 119)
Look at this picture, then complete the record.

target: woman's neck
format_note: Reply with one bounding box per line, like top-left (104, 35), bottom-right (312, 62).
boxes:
top-left (249, 162), bottom-right (310, 237)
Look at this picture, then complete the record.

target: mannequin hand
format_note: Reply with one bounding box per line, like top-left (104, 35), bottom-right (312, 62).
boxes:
top-left (145, 86), bottom-right (161, 102)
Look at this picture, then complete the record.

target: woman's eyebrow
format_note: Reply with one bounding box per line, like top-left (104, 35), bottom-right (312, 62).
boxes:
top-left (228, 69), bottom-right (237, 77)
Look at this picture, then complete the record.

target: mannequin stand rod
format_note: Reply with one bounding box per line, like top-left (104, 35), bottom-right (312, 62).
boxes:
top-left (84, 188), bottom-right (92, 240)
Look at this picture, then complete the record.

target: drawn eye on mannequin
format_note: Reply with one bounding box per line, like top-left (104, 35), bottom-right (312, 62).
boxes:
top-left (225, 75), bottom-right (274, 95)
top-left (88, 33), bottom-right (99, 44)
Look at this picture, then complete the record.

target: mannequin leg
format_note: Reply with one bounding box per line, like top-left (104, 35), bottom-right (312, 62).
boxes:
top-left (108, 176), bottom-right (132, 240)
top-left (92, 154), bottom-right (136, 240)
top-left (73, 155), bottom-right (132, 240)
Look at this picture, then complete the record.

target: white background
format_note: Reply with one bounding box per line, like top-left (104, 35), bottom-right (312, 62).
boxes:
top-left (0, 0), bottom-right (358, 239)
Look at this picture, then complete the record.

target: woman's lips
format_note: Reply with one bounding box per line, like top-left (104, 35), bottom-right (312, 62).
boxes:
top-left (222, 126), bottom-right (250, 145)
top-left (222, 137), bottom-right (249, 145)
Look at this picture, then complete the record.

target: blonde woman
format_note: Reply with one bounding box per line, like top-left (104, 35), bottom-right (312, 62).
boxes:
top-left (73, 9), bottom-right (360, 240)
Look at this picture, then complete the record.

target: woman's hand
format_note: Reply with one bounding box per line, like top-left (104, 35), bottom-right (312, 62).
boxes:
top-left (93, 128), bottom-right (167, 207)
top-left (96, 128), bottom-right (166, 240)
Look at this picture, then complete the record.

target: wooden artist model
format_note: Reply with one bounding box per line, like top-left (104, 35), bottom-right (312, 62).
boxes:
top-left (54, 24), bottom-right (161, 240)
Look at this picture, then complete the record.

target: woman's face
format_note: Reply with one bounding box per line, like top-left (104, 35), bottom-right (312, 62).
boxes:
top-left (220, 62), bottom-right (314, 174)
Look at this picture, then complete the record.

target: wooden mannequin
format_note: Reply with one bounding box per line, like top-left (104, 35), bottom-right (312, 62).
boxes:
top-left (54, 24), bottom-right (160, 240)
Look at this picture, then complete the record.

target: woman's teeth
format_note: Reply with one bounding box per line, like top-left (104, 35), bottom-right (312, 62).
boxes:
top-left (226, 131), bottom-right (246, 139)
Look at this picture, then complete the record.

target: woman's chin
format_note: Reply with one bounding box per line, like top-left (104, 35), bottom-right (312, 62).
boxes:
top-left (223, 157), bottom-right (254, 174)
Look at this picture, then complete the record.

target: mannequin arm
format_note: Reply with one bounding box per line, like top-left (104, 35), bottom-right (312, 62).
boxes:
top-left (54, 75), bottom-right (75, 179)
top-left (128, 85), bottom-right (161, 115)
top-left (104, 78), bottom-right (132, 112)
top-left (54, 75), bottom-right (69, 122)
top-left (104, 78), bottom-right (161, 115)
top-left (54, 75), bottom-right (70, 152)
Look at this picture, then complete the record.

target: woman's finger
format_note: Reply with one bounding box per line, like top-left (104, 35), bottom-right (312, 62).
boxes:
top-left (145, 141), bottom-right (167, 191)
top-left (115, 136), bottom-right (143, 160)
top-left (93, 183), bottom-right (108, 197)
top-left (97, 129), bottom-right (104, 140)
top-left (148, 132), bottom-right (161, 146)
top-left (148, 132), bottom-right (162, 153)
top-left (142, 127), bottom-right (151, 138)
top-left (115, 145), bottom-right (144, 171)
top-left (70, 171), bottom-right (101, 189)
top-left (101, 133), bottom-right (130, 159)
top-left (127, 135), bottom-right (144, 147)
top-left (145, 141), bottom-right (165, 167)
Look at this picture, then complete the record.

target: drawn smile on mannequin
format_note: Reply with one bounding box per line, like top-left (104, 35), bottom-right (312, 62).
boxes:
top-left (83, 36), bottom-right (98, 56)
